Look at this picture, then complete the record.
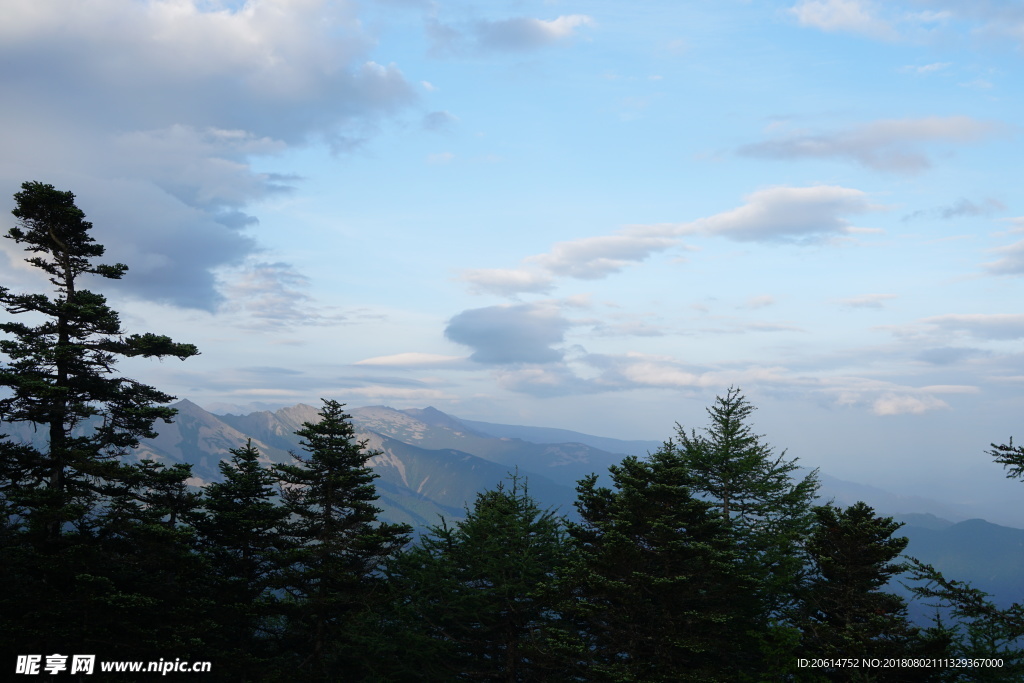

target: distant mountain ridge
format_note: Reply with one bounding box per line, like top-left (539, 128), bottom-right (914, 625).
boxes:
top-left (2, 399), bottom-right (1021, 609)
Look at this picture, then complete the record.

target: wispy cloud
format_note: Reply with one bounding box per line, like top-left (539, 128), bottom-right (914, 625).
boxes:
top-left (982, 240), bottom-right (1024, 276)
top-left (680, 185), bottom-right (878, 242)
top-left (461, 185), bottom-right (877, 296)
top-left (219, 261), bottom-right (350, 329)
top-left (428, 13), bottom-right (594, 55)
top-left (885, 313), bottom-right (1024, 340)
top-left (738, 116), bottom-right (1004, 173)
top-left (834, 294), bottom-right (897, 309)
top-left (354, 353), bottom-right (468, 368)
top-left (900, 62), bottom-right (952, 74)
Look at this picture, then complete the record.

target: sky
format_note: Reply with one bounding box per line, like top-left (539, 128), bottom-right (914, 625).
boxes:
top-left (2, 0), bottom-right (1024, 516)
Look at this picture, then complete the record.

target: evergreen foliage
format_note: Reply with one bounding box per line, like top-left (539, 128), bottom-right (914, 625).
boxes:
top-left (0, 181), bottom-right (200, 662)
top-left (564, 448), bottom-right (760, 682)
top-left (378, 474), bottom-right (569, 681)
top-left (798, 502), bottom-right (949, 682)
top-left (0, 181), bottom-right (197, 540)
top-left (0, 186), bottom-right (1015, 682)
top-left (662, 387), bottom-right (820, 670)
top-left (192, 439), bottom-right (289, 680)
top-left (273, 399), bottom-right (412, 680)
top-left (906, 437), bottom-right (1024, 679)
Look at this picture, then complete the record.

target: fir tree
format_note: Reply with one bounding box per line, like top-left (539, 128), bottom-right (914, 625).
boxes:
top-left (0, 181), bottom-right (198, 539)
top-left (273, 399), bottom-right (411, 680)
top-left (564, 449), bottom-right (759, 682)
top-left (907, 437), bottom-right (1024, 679)
top-left (192, 439), bottom-right (289, 680)
top-left (664, 387), bottom-right (820, 669)
top-left (798, 502), bottom-right (949, 682)
top-left (379, 474), bottom-right (569, 681)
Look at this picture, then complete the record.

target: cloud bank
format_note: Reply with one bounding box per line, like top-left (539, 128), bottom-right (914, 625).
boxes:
top-left (0, 0), bottom-right (416, 310)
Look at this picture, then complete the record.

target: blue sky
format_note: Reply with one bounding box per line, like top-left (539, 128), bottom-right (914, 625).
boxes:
top-left (3, 0), bottom-right (1024, 514)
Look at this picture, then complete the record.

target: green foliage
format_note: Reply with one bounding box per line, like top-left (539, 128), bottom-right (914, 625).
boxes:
top-left (799, 502), bottom-right (950, 682)
top-left (662, 387), bottom-right (820, 672)
top-left (0, 181), bottom-right (198, 539)
top-left (564, 448), bottom-right (760, 682)
top-left (0, 181), bottom-right (201, 663)
top-left (273, 399), bottom-right (412, 680)
top-left (192, 439), bottom-right (290, 679)
top-left (377, 473), bottom-right (570, 681)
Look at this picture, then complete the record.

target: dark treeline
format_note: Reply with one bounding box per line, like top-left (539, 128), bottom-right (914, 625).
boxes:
top-left (2, 182), bottom-right (1023, 681)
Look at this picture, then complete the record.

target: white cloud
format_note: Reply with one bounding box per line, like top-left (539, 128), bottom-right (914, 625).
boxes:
top-left (886, 314), bottom-right (1024, 341)
top-left (983, 240), bottom-right (1024, 275)
top-left (0, 0), bottom-right (416, 310)
top-left (461, 268), bottom-right (555, 297)
top-left (476, 14), bottom-right (595, 50)
top-left (461, 185), bottom-right (876, 297)
top-left (429, 13), bottom-right (594, 54)
top-left (921, 314), bottom-right (1024, 340)
top-left (427, 152), bottom-right (455, 164)
top-left (682, 185), bottom-right (876, 242)
top-left (527, 232), bottom-right (678, 279)
top-left (218, 261), bottom-right (349, 329)
top-left (745, 295), bottom-right (776, 309)
top-left (738, 116), bottom-right (1004, 173)
top-left (789, 0), bottom-right (897, 40)
top-left (824, 377), bottom-right (978, 415)
top-left (870, 393), bottom-right (950, 415)
top-left (460, 224), bottom-right (680, 296)
top-left (900, 62), bottom-right (952, 74)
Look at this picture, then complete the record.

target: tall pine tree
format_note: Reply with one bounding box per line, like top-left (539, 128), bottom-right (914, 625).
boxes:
top-left (273, 399), bottom-right (411, 681)
top-left (798, 502), bottom-right (949, 682)
top-left (0, 181), bottom-right (199, 660)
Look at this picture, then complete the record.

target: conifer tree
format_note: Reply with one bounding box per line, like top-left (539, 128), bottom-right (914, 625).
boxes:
top-left (378, 474), bottom-right (569, 681)
top-left (0, 181), bottom-right (198, 539)
top-left (0, 181), bottom-right (199, 660)
top-left (664, 387), bottom-right (820, 665)
top-left (192, 439), bottom-right (289, 679)
top-left (564, 449), bottom-right (759, 682)
top-left (273, 399), bottom-right (411, 680)
top-left (798, 502), bottom-right (949, 682)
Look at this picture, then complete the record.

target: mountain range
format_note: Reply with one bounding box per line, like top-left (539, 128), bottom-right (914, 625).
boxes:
top-left (3, 399), bottom-right (1021, 611)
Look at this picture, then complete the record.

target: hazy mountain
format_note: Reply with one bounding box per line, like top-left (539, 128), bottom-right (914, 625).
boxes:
top-left (349, 405), bottom-right (629, 488)
top-left (3, 400), bottom-right (1021, 611)
top-left (890, 516), bottom-right (1024, 614)
top-left (457, 417), bottom-right (662, 458)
